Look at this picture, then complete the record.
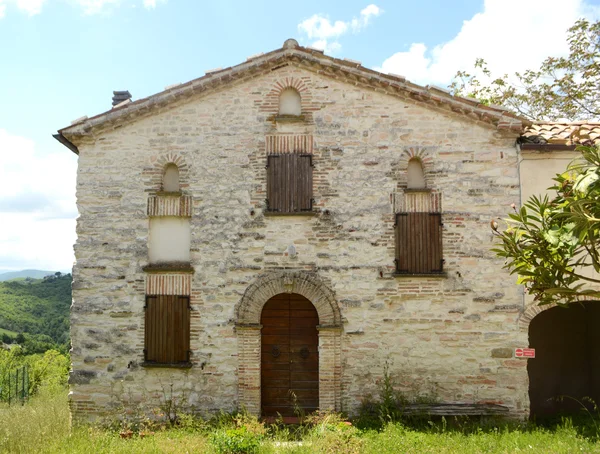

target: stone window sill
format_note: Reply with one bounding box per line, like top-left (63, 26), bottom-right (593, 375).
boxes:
top-left (272, 114), bottom-right (306, 123)
top-left (402, 188), bottom-right (432, 193)
top-left (141, 361), bottom-right (193, 369)
top-left (393, 272), bottom-right (448, 278)
top-left (264, 211), bottom-right (317, 217)
top-left (143, 263), bottom-right (194, 273)
top-left (155, 191), bottom-right (183, 197)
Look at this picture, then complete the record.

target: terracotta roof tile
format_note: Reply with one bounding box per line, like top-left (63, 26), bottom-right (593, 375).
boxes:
top-left (521, 122), bottom-right (600, 146)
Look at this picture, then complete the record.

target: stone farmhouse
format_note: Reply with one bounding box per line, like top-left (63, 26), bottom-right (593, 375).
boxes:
top-left (55, 39), bottom-right (600, 422)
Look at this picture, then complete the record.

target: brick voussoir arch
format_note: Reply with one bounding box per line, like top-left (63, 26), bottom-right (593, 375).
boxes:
top-left (519, 297), bottom-right (600, 331)
top-left (235, 270), bottom-right (342, 416)
top-left (236, 271), bottom-right (341, 327)
top-left (394, 146), bottom-right (437, 189)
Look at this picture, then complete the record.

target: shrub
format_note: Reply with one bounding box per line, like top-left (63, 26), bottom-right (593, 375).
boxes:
top-left (210, 426), bottom-right (263, 454)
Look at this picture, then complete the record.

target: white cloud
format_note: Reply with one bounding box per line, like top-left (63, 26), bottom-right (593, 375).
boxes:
top-left (0, 0), bottom-right (46, 16)
top-left (16, 0), bottom-right (45, 15)
top-left (298, 14), bottom-right (348, 40)
top-left (0, 0), bottom-right (166, 17)
top-left (351, 4), bottom-right (382, 32)
top-left (377, 0), bottom-right (600, 86)
top-left (142, 0), bottom-right (165, 9)
top-left (298, 4), bottom-right (383, 54)
top-left (73, 0), bottom-right (120, 15)
top-left (310, 39), bottom-right (342, 54)
top-left (0, 130), bottom-right (78, 271)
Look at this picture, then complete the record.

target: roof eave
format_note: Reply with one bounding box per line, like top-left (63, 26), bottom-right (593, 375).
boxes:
top-left (56, 42), bottom-right (530, 139)
top-left (53, 133), bottom-right (79, 155)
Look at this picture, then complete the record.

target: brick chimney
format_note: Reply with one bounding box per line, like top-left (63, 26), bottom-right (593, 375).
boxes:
top-left (112, 90), bottom-right (132, 107)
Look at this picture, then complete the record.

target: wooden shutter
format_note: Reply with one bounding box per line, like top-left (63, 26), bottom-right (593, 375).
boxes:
top-left (144, 295), bottom-right (190, 364)
top-left (395, 212), bottom-right (443, 274)
top-left (266, 153), bottom-right (313, 213)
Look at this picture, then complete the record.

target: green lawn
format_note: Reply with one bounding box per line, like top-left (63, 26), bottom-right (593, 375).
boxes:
top-left (0, 326), bottom-right (17, 337)
top-left (2, 391), bottom-right (600, 453)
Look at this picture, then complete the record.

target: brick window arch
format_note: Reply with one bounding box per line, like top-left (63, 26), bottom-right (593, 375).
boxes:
top-left (163, 163), bottom-right (180, 192)
top-left (279, 87), bottom-right (302, 116)
top-left (407, 157), bottom-right (426, 189)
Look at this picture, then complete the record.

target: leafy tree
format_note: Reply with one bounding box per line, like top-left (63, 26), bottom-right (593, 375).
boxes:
top-left (0, 273), bottom-right (71, 351)
top-left (492, 145), bottom-right (600, 305)
top-left (450, 19), bottom-right (600, 121)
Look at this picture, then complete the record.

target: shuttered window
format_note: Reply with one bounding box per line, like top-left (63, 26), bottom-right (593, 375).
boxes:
top-left (266, 153), bottom-right (313, 213)
top-left (395, 212), bottom-right (443, 274)
top-left (144, 295), bottom-right (190, 365)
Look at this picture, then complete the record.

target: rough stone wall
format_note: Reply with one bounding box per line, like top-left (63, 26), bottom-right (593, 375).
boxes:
top-left (69, 64), bottom-right (529, 422)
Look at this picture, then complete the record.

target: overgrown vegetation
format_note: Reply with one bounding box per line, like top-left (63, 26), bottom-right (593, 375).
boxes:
top-left (0, 272), bottom-right (71, 352)
top-left (0, 348), bottom-right (69, 403)
top-left (4, 391), bottom-right (600, 453)
top-left (3, 361), bottom-right (600, 453)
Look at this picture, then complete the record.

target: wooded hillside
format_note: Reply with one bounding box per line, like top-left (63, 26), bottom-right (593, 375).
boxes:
top-left (0, 273), bottom-right (71, 350)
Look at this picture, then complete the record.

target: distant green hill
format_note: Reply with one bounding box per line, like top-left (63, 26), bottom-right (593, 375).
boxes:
top-left (0, 270), bottom-right (59, 282)
top-left (0, 273), bottom-right (71, 347)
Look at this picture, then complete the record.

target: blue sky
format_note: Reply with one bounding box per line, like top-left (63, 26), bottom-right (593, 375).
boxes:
top-left (0, 0), bottom-right (599, 272)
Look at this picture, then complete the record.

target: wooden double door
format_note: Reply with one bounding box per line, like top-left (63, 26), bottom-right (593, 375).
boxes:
top-left (261, 293), bottom-right (319, 416)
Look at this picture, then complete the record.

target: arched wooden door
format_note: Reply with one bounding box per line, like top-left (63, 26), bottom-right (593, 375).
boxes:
top-left (529, 303), bottom-right (600, 419)
top-left (261, 293), bottom-right (319, 417)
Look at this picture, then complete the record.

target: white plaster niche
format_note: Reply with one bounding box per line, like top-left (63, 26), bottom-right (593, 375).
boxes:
top-left (407, 158), bottom-right (426, 189)
top-left (279, 88), bottom-right (302, 116)
top-left (148, 217), bottom-right (191, 263)
top-left (163, 163), bottom-right (180, 192)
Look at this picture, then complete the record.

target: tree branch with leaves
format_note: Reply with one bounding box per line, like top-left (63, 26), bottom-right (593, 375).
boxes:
top-left (492, 146), bottom-right (600, 305)
top-left (450, 19), bottom-right (600, 121)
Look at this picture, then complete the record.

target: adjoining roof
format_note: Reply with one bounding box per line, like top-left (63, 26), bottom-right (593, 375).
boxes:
top-left (55, 38), bottom-right (530, 154)
top-left (520, 122), bottom-right (600, 150)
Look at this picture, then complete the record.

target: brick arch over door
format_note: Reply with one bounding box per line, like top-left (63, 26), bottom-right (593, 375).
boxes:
top-left (518, 298), bottom-right (600, 332)
top-left (235, 271), bottom-right (342, 416)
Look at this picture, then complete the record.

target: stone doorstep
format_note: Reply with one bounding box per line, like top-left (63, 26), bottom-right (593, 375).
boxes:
top-left (262, 416), bottom-right (302, 425)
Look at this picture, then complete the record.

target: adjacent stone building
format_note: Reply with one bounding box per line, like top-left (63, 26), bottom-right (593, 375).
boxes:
top-left (56, 39), bottom-right (572, 422)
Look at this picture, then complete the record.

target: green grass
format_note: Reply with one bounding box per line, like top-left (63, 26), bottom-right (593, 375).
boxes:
top-left (3, 391), bottom-right (600, 453)
top-left (0, 326), bottom-right (17, 337)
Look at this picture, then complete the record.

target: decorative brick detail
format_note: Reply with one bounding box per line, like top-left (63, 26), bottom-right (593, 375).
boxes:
top-left (317, 326), bottom-right (342, 412)
top-left (266, 135), bottom-right (313, 154)
top-left (236, 325), bottom-right (262, 416)
top-left (256, 77), bottom-right (316, 120)
top-left (518, 303), bottom-right (557, 332)
top-left (394, 191), bottom-right (442, 213)
top-left (235, 271), bottom-right (342, 415)
top-left (146, 274), bottom-right (192, 296)
top-left (236, 271), bottom-right (341, 326)
top-left (147, 195), bottom-right (193, 217)
top-left (146, 153), bottom-right (190, 192)
top-left (393, 146), bottom-right (437, 189)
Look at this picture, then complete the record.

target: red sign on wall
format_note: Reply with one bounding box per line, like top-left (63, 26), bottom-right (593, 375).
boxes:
top-left (515, 348), bottom-right (535, 358)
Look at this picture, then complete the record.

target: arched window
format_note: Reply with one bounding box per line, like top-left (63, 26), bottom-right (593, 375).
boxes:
top-left (279, 88), bottom-right (301, 116)
top-left (163, 163), bottom-right (180, 192)
top-left (407, 158), bottom-right (426, 189)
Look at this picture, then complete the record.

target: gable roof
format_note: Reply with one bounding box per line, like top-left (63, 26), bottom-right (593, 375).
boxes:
top-left (55, 39), bottom-right (530, 154)
top-left (520, 122), bottom-right (600, 150)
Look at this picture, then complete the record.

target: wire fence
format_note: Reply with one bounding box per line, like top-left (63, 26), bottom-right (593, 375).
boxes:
top-left (0, 366), bottom-right (29, 405)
